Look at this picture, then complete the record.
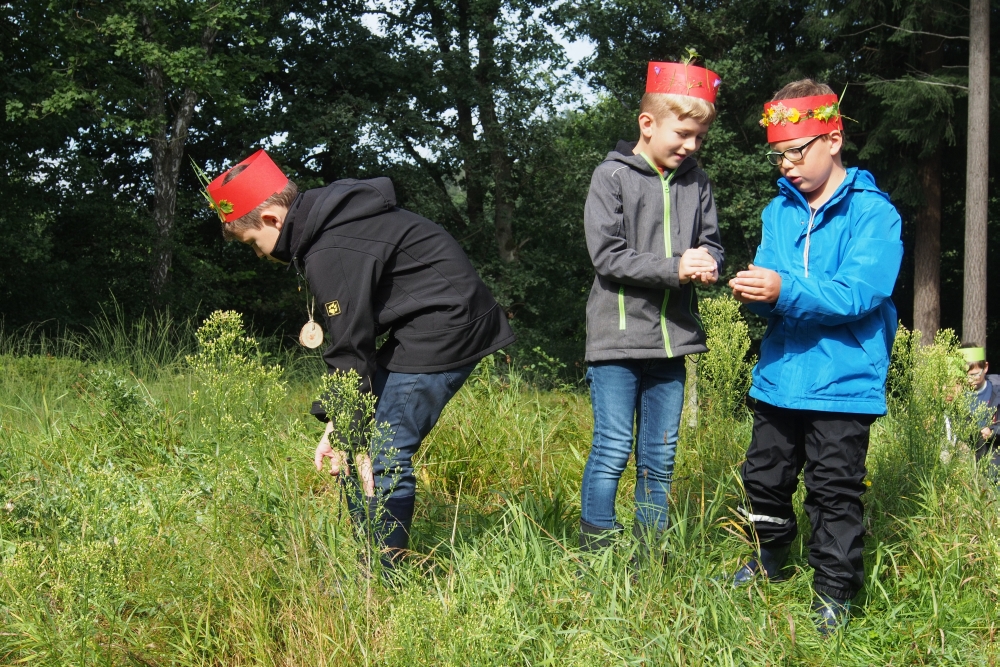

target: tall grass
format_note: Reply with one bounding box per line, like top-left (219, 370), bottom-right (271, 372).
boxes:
top-left (0, 303), bottom-right (999, 664)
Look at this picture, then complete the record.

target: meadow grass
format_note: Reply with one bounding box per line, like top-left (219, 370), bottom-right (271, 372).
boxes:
top-left (0, 305), bottom-right (999, 665)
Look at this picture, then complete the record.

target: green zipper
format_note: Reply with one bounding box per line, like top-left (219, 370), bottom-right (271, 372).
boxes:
top-left (618, 284), bottom-right (627, 330)
top-left (639, 153), bottom-right (676, 357)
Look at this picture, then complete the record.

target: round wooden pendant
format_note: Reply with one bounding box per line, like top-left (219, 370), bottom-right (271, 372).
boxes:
top-left (299, 321), bottom-right (324, 348)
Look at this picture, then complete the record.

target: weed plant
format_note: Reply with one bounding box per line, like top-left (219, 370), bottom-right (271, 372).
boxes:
top-left (0, 303), bottom-right (998, 664)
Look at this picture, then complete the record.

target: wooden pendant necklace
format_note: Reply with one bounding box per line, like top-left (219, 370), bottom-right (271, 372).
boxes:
top-left (297, 278), bottom-right (324, 349)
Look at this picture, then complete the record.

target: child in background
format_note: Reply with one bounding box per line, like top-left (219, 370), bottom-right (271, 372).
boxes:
top-left (728, 80), bottom-right (903, 635)
top-left (960, 345), bottom-right (1000, 474)
top-left (580, 59), bottom-right (724, 561)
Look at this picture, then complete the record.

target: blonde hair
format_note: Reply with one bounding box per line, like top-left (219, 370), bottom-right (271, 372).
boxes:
top-left (640, 93), bottom-right (717, 125)
top-left (220, 163), bottom-right (299, 241)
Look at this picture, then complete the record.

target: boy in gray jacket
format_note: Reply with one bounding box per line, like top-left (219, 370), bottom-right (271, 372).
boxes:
top-left (580, 60), bottom-right (725, 558)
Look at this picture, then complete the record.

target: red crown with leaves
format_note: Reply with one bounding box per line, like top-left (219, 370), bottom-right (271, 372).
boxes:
top-left (646, 62), bottom-right (722, 103)
top-left (760, 94), bottom-right (843, 143)
top-left (195, 150), bottom-right (289, 223)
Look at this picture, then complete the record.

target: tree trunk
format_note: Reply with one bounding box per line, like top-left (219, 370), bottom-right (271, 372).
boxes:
top-left (963, 0), bottom-right (990, 346)
top-left (913, 150), bottom-right (941, 342)
top-left (913, 31), bottom-right (944, 344)
top-left (476, 4), bottom-right (518, 263)
top-left (454, 0), bottom-right (484, 231)
top-left (144, 21), bottom-right (217, 297)
top-left (426, 0), bottom-right (476, 231)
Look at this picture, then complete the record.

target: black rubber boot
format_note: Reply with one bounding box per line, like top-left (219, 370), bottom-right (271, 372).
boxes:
top-left (812, 592), bottom-right (851, 636)
top-left (732, 543), bottom-right (791, 586)
top-left (579, 519), bottom-right (623, 552)
top-left (369, 495), bottom-right (415, 577)
top-left (632, 521), bottom-right (667, 566)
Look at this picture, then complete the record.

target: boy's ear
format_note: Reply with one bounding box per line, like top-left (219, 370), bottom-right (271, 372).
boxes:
top-left (827, 130), bottom-right (844, 157)
top-left (637, 111), bottom-right (656, 139)
top-left (259, 204), bottom-right (288, 229)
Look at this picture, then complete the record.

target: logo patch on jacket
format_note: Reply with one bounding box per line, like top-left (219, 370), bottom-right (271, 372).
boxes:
top-left (325, 300), bottom-right (341, 317)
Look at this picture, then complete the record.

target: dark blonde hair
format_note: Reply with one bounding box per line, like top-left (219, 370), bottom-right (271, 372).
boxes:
top-left (769, 79), bottom-right (845, 145)
top-left (220, 164), bottom-right (299, 241)
top-left (640, 93), bottom-right (717, 125)
top-left (770, 79), bottom-right (836, 101)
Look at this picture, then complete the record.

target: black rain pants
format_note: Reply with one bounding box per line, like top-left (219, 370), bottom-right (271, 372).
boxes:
top-left (739, 399), bottom-right (876, 600)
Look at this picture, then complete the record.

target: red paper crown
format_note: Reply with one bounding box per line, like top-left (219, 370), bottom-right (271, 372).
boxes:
top-left (760, 94), bottom-right (843, 143)
top-left (646, 62), bottom-right (722, 103)
top-left (206, 150), bottom-right (289, 223)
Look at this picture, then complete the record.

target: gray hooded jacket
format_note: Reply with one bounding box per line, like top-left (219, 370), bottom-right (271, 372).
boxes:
top-left (584, 141), bottom-right (724, 361)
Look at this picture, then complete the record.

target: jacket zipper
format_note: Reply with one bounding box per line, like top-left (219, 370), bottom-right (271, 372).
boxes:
top-left (640, 153), bottom-right (676, 357)
top-left (618, 284), bottom-right (627, 330)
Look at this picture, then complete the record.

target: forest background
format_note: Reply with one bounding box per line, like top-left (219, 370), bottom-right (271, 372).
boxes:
top-left (3, 0), bottom-right (999, 368)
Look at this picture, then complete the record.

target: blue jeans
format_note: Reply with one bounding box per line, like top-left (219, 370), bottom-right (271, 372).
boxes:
top-left (581, 359), bottom-right (687, 530)
top-left (364, 363), bottom-right (476, 500)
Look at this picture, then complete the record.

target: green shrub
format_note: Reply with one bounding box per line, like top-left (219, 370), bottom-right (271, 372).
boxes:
top-left (868, 326), bottom-right (985, 534)
top-left (698, 296), bottom-right (755, 421)
top-left (186, 310), bottom-right (287, 449)
top-left (677, 296), bottom-right (755, 484)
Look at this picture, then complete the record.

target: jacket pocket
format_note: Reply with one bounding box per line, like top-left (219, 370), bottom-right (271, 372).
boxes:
top-left (753, 320), bottom-right (783, 390)
top-left (618, 284), bottom-right (627, 330)
top-left (802, 321), bottom-right (880, 399)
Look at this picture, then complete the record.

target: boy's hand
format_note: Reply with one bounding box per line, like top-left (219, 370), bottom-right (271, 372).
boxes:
top-left (728, 264), bottom-right (781, 303)
top-left (679, 248), bottom-right (718, 285)
top-left (982, 426), bottom-right (993, 441)
top-left (314, 422), bottom-right (376, 497)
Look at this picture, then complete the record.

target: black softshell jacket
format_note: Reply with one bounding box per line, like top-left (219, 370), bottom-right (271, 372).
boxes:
top-left (269, 177), bottom-right (516, 420)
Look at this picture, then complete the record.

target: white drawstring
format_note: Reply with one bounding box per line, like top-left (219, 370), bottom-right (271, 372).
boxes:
top-left (803, 207), bottom-right (818, 278)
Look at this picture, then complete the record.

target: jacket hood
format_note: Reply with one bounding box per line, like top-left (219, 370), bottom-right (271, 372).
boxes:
top-left (272, 177), bottom-right (397, 265)
top-left (605, 140), bottom-right (699, 179)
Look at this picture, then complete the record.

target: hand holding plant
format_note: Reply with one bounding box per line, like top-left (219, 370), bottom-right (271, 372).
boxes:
top-left (315, 369), bottom-right (387, 498)
top-left (315, 420), bottom-right (375, 497)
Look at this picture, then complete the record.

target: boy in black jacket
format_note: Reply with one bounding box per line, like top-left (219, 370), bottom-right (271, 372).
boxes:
top-left (201, 150), bottom-right (515, 570)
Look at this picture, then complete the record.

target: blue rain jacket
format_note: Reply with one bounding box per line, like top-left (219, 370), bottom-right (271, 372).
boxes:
top-left (746, 168), bottom-right (903, 415)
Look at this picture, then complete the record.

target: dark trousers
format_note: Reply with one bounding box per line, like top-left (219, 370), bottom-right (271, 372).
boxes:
top-left (343, 362), bottom-right (476, 504)
top-left (739, 400), bottom-right (876, 600)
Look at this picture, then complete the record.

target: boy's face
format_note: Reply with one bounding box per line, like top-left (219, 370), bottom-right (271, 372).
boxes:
top-left (229, 204), bottom-right (288, 263)
top-left (968, 362), bottom-right (989, 390)
top-left (770, 131), bottom-right (843, 196)
top-left (638, 110), bottom-right (710, 170)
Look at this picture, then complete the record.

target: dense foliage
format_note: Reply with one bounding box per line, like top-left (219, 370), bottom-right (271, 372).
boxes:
top-left (0, 305), bottom-right (997, 662)
top-left (3, 0), bottom-right (1000, 363)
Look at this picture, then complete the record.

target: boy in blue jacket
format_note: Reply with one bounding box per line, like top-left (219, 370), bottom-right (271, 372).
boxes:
top-left (728, 80), bottom-right (903, 635)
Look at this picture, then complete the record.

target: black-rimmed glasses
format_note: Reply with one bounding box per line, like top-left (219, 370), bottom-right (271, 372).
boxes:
top-left (765, 135), bottom-right (824, 166)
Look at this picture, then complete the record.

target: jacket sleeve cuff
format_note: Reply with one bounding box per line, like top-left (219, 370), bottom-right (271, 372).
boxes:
top-left (310, 400), bottom-right (329, 422)
top-left (771, 270), bottom-right (793, 315)
top-left (664, 256), bottom-right (681, 289)
top-left (745, 301), bottom-right (776, 318)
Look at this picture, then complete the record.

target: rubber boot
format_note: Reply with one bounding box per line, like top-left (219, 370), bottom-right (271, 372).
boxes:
top-left (732, 543), bottom-right (790, 586)
top-left (368, 495), bottom-right (415, 579)
top-left (579, 519), bottom-right (623, 552)
top-left (812, 592), bottom-right (851, 636)
top-left (632, 521), bottom-right (667, 566)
